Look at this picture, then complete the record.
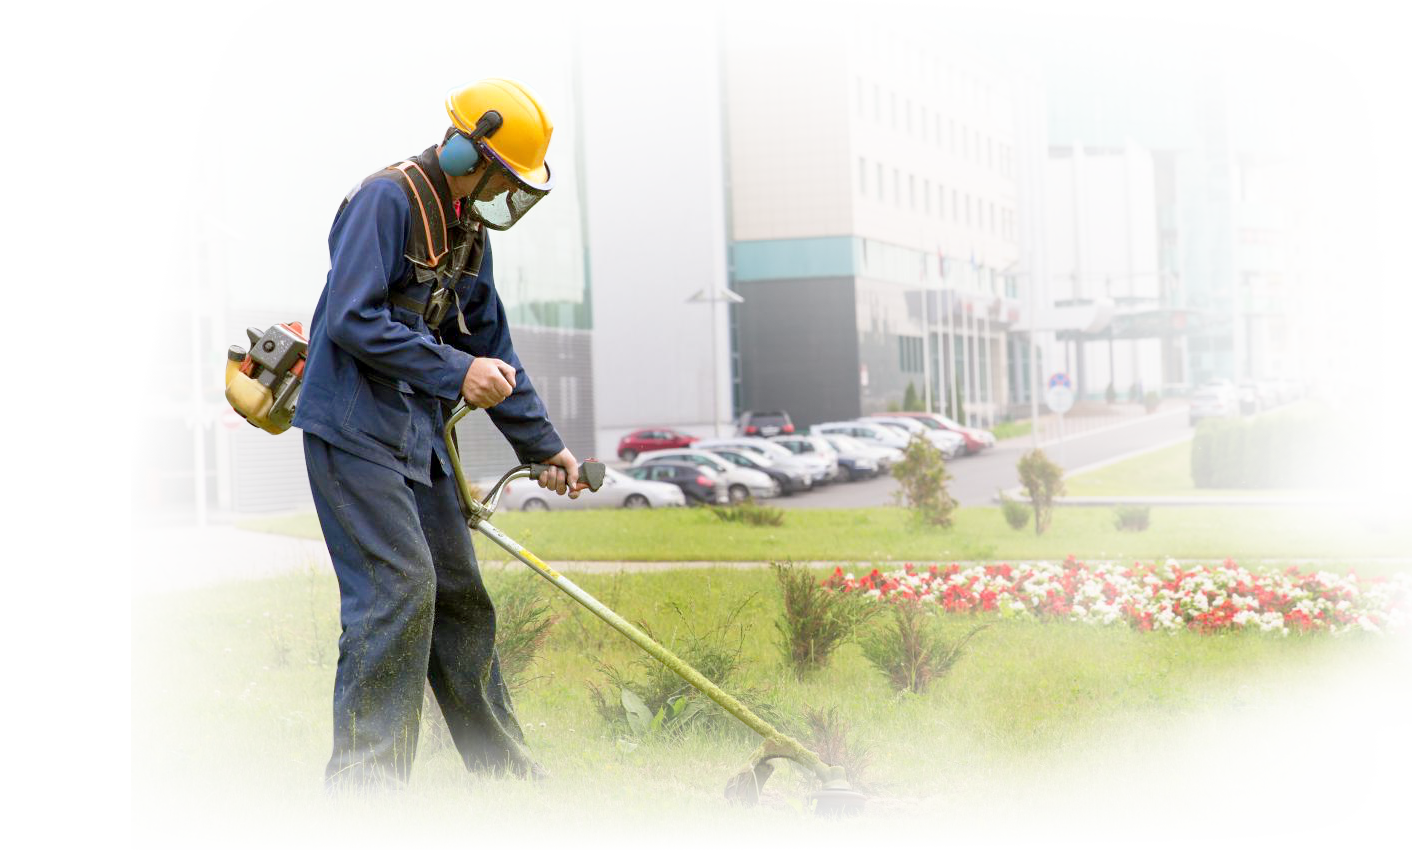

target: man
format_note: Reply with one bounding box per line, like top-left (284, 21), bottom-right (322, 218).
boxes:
top-left (292, 78), bottom-right (584, 788)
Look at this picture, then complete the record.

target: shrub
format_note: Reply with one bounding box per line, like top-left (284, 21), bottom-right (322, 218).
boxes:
top-left (860, 600), bottom-right (987, 694)
top-left (775, 563), bottom-right (880, 678)
top-left (1355, 508), bottom-right (1389, 530)
top-left (1113, 504), bottom-right (1151, 532)
top-left (998, 490), bottom-right (1032, 530)
top-left (1143, 390), bottom-right (1161, 414)
top-left (903, 381), bottom-right (920, 412)
top-left (1242, 415), bottom-right (1276, 485)
top-left (1017, 448), bottom-right (1065, 536)
top-left (892, 434), bottom-right (957, 526)
top-left (1310, 417), bottom-right (1355, 485)
top-left (804, 706), bottom-right (873, 792)
top-left (1293, 417), bottom-right (1321, 485)
top-left (1355, 417), bottom-right (1400, 488)
top-left (1191, 417), bottom-right (1225, 485)
top-left (1270, 415), bottom-right (1293, 482)
top-left (1105, 382), bottom-right (1117, 405)
top-left (710, 501), bottom-right (785, 527)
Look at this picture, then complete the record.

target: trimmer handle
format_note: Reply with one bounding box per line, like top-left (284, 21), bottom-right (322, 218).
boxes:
top-left (528, 459), bottom-right (606, 492)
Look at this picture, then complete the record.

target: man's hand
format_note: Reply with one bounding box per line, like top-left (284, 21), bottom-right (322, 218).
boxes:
top-left (536, 448), bottom-right (590, 499)
top-left (461, 358), bottom-right (516, 408)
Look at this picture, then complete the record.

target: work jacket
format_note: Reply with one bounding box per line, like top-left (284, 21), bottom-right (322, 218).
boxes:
top-left (293, 150), bottom-right (563, 486)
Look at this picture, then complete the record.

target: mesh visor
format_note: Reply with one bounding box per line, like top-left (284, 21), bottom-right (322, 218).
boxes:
top-left (467, 142), bottom-right (553, 230)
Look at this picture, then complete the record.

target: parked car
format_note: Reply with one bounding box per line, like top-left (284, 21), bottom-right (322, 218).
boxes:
top-left (737, 410), bottom-right (795, 437)
top-left (623, 461), bottom-right (727, 505)
top-left (813, 420), bottom-right (910, 452)
top-left (769, 434), bottom-right (843, 482)
top-left (617, 428), bottom-right (698, 462)
top-left (867, 415), bottom-right (966, 459)
top-left (1236, 381), bottom-right (1261, 415)
top-left (818, 433), bottom-right (898, 475)
top-left (706, 446), bottom-right (809, 495)
top-left (1189, 382), bottom-right (1239, 425)
top-left (500, 466), bottom-right (686, 511)
top-left (878, 411), bottom-right (995, 453)
top-left (696, 438), bottom-right (819, 489)
top-left (631, 448), bottom-right (779, 503)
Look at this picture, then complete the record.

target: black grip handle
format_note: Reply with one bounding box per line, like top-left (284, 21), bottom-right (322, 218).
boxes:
top-left (528, 460), bottom-right (606, 492)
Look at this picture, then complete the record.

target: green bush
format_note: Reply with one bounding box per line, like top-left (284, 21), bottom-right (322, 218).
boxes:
top-left (1355, 412), bottom-right (1400, 485)
top-left (1113, 505), bottom-right (1151, 532)
top-left (892, 435), bottom-right (957, 526)
top-left (1191, 417), bottom-right (1225, 485)
top-left (1293, 417), bottom-right (1321, 485)
top-left (998, 490), bottom-right (1032, 530)
top-left (1105, 382), bottom-right (1117, 404)
top-left (1304, 420), bottom-right (1349, 485)
top-left (1017, 448), bottom-right (1065, 536)
top-left (1270, 415), bottom-right (1293, 482)
top-left (1242, 412), bottom-right (1276, 485)
top-left (1144, 390), bottom-right (1161, 413)
top-left (710, 501), bottom-right (785, 527)
top-left (860, 601), bottom-right (987, 694)
top-left (774, 563), bottom-right (879, 678)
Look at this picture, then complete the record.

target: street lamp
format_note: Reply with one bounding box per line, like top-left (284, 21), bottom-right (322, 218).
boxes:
top-left (187, 208), bottom-right (245, 525)
top-left (687, 285), bottom-right (744, 437)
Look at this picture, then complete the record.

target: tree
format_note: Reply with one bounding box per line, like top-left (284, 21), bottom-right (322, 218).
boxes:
top-left (903, 382), bottom-right (920, 412)
top-left (892, 435), bottom-right (956, 526)
top-left (1016, 449), bottom-right (1065, 535)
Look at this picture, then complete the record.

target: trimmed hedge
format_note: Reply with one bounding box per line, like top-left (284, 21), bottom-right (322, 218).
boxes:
top-left (1191, 403), bottom-right (1335, 489)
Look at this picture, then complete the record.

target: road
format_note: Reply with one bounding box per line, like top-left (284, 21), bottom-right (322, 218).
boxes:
top-left (783, 407), bottom-right (1193, 509)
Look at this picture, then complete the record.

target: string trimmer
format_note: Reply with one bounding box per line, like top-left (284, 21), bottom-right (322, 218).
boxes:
top-left (444, 404), bottom-right (865, 816)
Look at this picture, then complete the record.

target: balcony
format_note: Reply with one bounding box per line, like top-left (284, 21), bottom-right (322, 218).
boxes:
top-left (132, 358), bottom-right (213, 395)
top-left (148, 259), bottom-right (208, 292)
top-left (148, 156), bottom-right (204, 189)
top-left (149, 50), bottom-right (201, 83)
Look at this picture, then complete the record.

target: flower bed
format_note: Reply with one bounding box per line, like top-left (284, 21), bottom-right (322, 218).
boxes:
top-left (822, 558), bottom-right (1411, 635)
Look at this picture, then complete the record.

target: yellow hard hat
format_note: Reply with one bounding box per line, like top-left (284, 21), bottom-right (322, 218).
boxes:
top-left (445, 78), bottom-right (553, 187)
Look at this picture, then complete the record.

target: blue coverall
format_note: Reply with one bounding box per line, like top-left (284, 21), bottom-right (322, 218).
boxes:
top-left (292, 157), bottom-right (564, 788)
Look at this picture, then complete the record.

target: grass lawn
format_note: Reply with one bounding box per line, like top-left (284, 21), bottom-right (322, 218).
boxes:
top-left (132, 565), bottom-right (1400, 839)
top-left (992, 420), bottom-right (1033, 441)
top-left (247, 504), bottom-right (1412, 569)
top-left (1064, 438), bottom-right (1333, 502)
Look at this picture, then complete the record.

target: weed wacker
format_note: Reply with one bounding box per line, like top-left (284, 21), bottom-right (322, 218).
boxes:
top-left (444, 404), bottom-right (865, 816)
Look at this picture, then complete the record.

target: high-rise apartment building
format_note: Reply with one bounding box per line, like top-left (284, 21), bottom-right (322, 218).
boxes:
top-left (1259, 16), bottom-right (1378, 392)
top-left (722, 21), bottom-right (1023, 427)
top-left (137, 1), bottom-right (590, 508)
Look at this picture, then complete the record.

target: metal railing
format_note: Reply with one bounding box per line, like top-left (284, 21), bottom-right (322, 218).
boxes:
top-left (147, 259), bottom-right (207, 292)
top-left (148, 157), bottom-right (204, 189)
top-left (134, 360), bottom-right (214, 392)
top-left (149, 50), bottom-right (201, 81)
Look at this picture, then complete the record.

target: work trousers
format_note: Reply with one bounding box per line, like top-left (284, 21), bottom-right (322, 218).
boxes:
top-left (304, 433), bottom-right (536, 788)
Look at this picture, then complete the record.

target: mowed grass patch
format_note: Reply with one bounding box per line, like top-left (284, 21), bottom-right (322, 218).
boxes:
top-left (247, 504), bottom-right (1412, 567)
top-left (134, 565), bottom-right (1394, 833)
top-left (1065, 439), bottom-right (1333, 502)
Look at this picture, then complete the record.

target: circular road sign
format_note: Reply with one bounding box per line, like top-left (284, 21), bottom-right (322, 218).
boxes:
top-left (1045, 372), bottom-right (1075, 415)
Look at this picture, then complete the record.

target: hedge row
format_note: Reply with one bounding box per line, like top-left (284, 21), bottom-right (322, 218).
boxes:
top-left (1191, 404), bottom-right (1336, 489)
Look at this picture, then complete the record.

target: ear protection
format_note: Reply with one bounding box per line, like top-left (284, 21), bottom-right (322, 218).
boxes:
top-left (437, 110), bottom-right (504, 178)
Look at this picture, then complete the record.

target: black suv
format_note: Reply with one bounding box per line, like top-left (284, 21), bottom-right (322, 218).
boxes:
top-left (737, 410), bottom-right (794, 437)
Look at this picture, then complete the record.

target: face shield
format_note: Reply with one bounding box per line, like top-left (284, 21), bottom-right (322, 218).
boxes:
top-left (465, 140), bottom-right (554, 230)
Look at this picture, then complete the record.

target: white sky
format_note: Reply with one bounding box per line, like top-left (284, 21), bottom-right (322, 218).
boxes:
top-left (1361, 15), bottom-right (1383, 137)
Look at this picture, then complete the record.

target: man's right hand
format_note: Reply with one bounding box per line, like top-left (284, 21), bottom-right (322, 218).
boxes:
top-left (461, 357), bottom-right (517, 408)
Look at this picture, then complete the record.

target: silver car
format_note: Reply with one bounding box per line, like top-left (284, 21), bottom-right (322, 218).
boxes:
top-left (631, 448), bottom-right (779, 503)
top-left (498, 466), bottom-right (686, 511)
top-left (769, 434), bottom-right (843, 482)
top-left (868, 415), bottom-right (965, 459)
top-left (819, 433), bottom-right (897, 473)
top-left (812, 420), bottom-right (910, 452)
top-left (696, 437), bottom-right (821, 487)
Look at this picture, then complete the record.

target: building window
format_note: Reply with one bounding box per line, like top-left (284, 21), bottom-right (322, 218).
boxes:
top-left (923, 179), bottom-right (931, 215)
top-left (858, 157), bottom-right (867, 195)
top-left (937, 183), bottom-right (945, 219)
top-left (899, 335), bottom-right (924, 373)
top-left (893, 168), bottom-right (901, 207)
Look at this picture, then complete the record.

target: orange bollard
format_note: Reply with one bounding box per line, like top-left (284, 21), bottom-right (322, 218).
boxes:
top-left (144, 465), bottom-right (161, 505)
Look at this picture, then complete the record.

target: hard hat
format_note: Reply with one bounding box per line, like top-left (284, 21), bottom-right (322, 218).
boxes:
top-left (443, 78), bottom-right (555, 230)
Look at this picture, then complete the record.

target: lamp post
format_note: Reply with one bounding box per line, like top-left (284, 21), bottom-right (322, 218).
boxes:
top-left (688, 285), bottom-right (744, 437)
top-left (187, 208), bottom-right (245, 522)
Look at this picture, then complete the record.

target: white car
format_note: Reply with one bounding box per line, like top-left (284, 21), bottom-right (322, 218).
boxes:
top-left (769, 434), bottom-right (843, 482)
top-left (868, 415), bottom-right (966, 459)
top-left (824, 434), bottom-right (898, 474)
top-left (812, 420), bottom-right (910, 451)
top-left (696, 437), bottom-right (826, 487)
top-left (498, 466), bottom-right (686, 511)
top-left (631, 448), bottom-right (779, 503)
top-left (1189, 382), bottom-right (1239, 426)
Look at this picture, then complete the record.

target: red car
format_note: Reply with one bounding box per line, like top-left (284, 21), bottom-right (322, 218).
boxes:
top-left (617, 428), bottom-right (698, 462)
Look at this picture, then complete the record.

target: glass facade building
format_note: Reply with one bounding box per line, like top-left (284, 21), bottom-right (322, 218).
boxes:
top-left (207, 0), bottom-right (584, 327)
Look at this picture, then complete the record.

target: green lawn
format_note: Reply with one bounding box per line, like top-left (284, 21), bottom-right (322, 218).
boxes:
top-left (133, 565), bottom-right (1395, 834)
top-left (1064, 438), bottom-right (1331, 501)
top-left (247, 504), bottom-right (1412, 568)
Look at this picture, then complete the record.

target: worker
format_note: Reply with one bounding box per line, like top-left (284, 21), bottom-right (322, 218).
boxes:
top-left (292, 78), bottom-right (585, 789)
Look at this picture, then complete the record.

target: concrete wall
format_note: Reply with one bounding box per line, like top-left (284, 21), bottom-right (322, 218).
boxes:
top-left (578, 13), bottom-right (733, 452)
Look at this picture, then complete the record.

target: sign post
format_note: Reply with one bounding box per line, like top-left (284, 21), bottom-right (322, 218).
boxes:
top-left (1044, 372), bottom-right (1075, 465)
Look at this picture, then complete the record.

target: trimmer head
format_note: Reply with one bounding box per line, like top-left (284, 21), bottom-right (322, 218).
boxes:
top-left (725, 755), bottom-right (866, 817)
top-left (809, 783), bottom-right (867, 818)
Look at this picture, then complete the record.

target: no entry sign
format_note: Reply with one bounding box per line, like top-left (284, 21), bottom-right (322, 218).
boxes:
top-left (1045, 372), bottom-right (1075, 415)
top-left (218, 403), bottom-right (244, 429)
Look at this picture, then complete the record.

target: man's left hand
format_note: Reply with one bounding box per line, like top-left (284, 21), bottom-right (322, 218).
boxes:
top-left (536, 448), bottom-right (589, 499)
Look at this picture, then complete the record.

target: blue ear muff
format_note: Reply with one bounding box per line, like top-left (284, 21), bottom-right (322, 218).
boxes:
top-left (439, 133), bottom-right (481, 177)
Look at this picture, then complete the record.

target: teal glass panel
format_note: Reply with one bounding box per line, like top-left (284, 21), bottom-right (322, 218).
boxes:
top-left (211, 0), bottom-right (587, 327)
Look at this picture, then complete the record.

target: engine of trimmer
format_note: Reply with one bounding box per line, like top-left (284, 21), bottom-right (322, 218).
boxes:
top-left (225, 322), bottom-right (308, 435)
